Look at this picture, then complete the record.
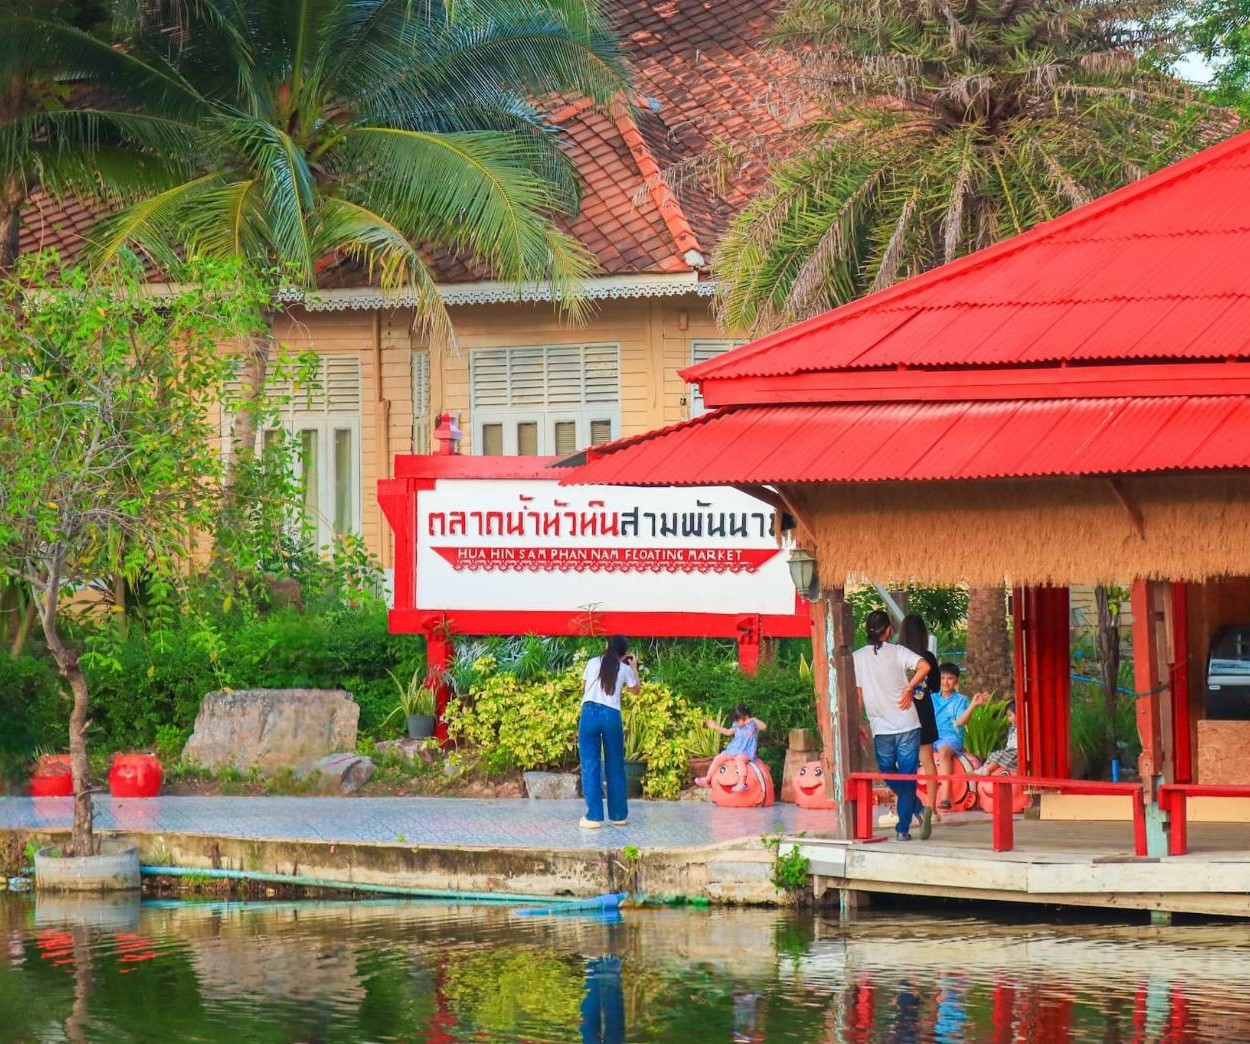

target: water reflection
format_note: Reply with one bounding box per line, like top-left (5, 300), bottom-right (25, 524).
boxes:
top-left (2, 894), bottom-right (1250, 1041)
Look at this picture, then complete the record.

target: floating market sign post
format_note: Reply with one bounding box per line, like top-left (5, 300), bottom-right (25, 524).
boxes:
top-left (379, 454), bottom-right (810, 733)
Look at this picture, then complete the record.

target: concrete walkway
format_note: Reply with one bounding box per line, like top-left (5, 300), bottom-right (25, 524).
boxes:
top-left (1, 795), bottom-right (832, 851)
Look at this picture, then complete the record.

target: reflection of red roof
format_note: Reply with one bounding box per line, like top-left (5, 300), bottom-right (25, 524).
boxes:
top-left (565, 129), bottom-right (1250, 488)
top-left (19, 0), bottom-right (797, 283)
top-left (689, 128), bottom-right (1250, 383)
top-left (568, 397), bottom-right (1250, 486)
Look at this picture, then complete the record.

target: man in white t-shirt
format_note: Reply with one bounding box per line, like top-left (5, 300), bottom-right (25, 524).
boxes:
top-left (851, 610), bottom-right (930, 841)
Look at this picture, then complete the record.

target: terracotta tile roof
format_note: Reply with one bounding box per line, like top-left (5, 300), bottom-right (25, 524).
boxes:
top-left (17, 0), bottom-right (795, 283)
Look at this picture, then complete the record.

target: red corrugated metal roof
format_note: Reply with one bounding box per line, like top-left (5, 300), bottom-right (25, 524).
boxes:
top-left (565, 397), bottom-right (1250, 486)
top-left (689, 132), bottom-right (1250, 380)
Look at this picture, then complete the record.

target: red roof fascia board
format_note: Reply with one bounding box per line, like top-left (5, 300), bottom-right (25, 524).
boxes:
top-left (685, 130), bottom-right (1250, 381)
top-left (698, 360), bottom-right (1250, 409)
top-left (564, 397), bottom-right (1250, 487)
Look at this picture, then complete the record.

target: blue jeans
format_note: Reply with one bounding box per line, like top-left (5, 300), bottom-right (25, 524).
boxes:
top-left (873, 728), bottom-right (921, 836)
top-left (579, 702), bottom-right (627, 822)
top-left (580, 955), bottom-right (625, 1042)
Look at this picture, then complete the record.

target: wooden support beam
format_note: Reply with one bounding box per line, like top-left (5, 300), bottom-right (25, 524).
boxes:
top-left (1131, 580), bottom-right (1176, 799)
top-left (812, 587), bottom-right (855, 839)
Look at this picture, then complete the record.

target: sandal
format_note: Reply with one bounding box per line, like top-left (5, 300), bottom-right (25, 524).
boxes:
top-left (937, 800), bottom-right (952, 812)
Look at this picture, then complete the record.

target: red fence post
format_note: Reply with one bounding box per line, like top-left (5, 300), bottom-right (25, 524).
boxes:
top-left (992, 780), bottom-right (1014, 851)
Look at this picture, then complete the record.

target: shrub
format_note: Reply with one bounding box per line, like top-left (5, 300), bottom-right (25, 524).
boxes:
top-left (445, 657), bottom-right (583, 774)
top-left (0, 654), bottom-right (67, 781)
top-left (445, 659), bottom-right (705, 797)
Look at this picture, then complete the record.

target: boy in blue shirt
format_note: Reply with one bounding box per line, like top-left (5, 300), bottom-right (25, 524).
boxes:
top-left (934, 663), bottom-right (988, 810)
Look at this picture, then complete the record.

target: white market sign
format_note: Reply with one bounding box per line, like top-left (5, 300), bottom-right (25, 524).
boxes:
top-left (415, 478), bottom-right (797, 615)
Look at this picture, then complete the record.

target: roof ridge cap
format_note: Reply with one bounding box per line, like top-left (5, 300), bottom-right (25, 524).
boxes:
top-left (610, 96), bottom-right (705, 268)
top-left (693, 128), bottom-right (1250, 379)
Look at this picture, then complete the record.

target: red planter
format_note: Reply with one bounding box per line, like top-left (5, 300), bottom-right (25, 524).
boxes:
top-left (30, 754), bottom-right (73, 797)
top-left (109, 753), bottom-right (163, 798)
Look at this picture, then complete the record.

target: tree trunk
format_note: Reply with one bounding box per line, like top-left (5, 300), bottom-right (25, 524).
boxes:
top-left (964, 585), bottom-right (1014, 697)
top-left (34, 578), bottom-right (94, 857)
top-left (228, 321), bottom-right (276, 479)
top-left (1095, 585), bottom-right (1122, 770)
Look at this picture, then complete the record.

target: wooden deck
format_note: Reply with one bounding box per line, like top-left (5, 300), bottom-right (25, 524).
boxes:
top-left (791, 815), bottom-right (1250, 918)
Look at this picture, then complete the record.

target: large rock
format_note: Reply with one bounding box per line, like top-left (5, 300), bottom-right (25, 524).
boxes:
top-left (183, 689), bottom-right (359, 772)
top-left (306, 753), bottom-right (375, 794)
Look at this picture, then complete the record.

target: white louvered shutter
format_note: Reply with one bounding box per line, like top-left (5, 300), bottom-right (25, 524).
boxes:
top-left (689, 340), bottom-right (745, 417)
top-left (412, 351), bottom-right (431, 454)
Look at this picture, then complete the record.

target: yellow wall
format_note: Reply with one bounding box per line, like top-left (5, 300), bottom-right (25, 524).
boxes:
top-left (276, 292), bottom-right (732, 565)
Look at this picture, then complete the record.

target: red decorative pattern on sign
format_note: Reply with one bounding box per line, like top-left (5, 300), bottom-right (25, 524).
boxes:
top-left (433, 546), bottom-right (779, 573)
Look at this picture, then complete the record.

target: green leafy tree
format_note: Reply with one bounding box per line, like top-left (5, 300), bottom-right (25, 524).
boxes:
top-left (1179, 1), bottom-right (1250, 113)
top-left (0, 253), bottom-right (267, 855)
top-left (88, 0), bottom-right (626, 460)
top-left (715, 0), bottom-right (1219, 696)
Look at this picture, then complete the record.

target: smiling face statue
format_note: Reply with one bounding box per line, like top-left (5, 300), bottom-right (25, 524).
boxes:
top-left (708, 758), bottom-right (776, 808)
top-left (793, 761), bottom-right (836, 809)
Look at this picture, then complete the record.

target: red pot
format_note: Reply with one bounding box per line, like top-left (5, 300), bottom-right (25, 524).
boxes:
top-left (109, 753), bottom-right (163, 798)
top-left (30, 754), bottom-right (73, 797)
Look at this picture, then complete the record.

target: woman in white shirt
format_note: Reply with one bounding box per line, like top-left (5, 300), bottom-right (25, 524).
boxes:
top-left (579, 634), bottom-right (641, 828)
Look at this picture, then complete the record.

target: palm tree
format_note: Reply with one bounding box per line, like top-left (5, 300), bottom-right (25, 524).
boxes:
top-left (715, 0), bottom-right (1220, 695)
top-left (89, 0), bottom-right (625, 456)
top-left (0, 1), bottom-right (199, 269)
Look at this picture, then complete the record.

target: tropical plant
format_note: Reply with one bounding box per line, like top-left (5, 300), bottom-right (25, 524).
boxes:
top-left (717, 0), bottom-right (1211, 332)
top-left (715, 2), bottom-right (1221, 707)
top-left (383, 667), bottom-right (437, 728)
top-left (0, 253), bottom-right (267, 855)
top-left (0, 1), bottom-right (200, 269)
top-left (621, 702), bottom-right (650, 763)
top-left (686, 714), bottom-right (725, 759)
top-left (87, 0), bottom-right (626, 462)
top-left (962, 698), bottom-right (1009, 760)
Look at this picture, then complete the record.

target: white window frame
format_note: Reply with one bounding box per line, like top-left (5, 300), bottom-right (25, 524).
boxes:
top-left (470, 343), bottom-right (620, 456)
top-left (689, 340), bottom-right (747, 417)
top-left (412, 349), bottom-right (431, 454)
top-left (221, 354), bottom-right (364, 547)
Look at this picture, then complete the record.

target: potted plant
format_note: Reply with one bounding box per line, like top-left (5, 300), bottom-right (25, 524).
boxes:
top-left (686, 714), bottom-right (725, 782)
top-left (384, 668), bottom-right (439, 740)
top-left (621, 705), bottom-right (650, 799)
top-left (30, 750), bottom-right (73, 798)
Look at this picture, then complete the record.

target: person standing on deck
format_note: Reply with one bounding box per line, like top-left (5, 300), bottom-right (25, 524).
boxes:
top-left (853, 610), bottom-right (930, 841)
top-left (899, 613), bottom-right (941, 840)
top-left (578, 635), bottom-right (641, 829)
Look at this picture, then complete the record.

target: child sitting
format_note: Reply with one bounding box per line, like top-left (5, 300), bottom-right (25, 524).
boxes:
top-left (933, 663), bottom-right (989, 810)
top-left (974, 700), bottom-right (1018, 775)
top-left (695, 705), bottom-right (767, 792)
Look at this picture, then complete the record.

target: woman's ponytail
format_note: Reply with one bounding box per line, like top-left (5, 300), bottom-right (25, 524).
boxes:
top-left (865, 609), bottom-right (891, 654)
top-left (599, 635), bottom-right (629, 696)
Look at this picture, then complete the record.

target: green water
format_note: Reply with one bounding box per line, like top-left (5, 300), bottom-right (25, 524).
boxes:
top-left (1, 894), bottom-right (1248, 1041)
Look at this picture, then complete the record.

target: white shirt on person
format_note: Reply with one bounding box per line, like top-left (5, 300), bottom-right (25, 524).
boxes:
top-left (582, 656), bottom-right (638, 711)
top-left (852, 641), bottom-right (922, 736)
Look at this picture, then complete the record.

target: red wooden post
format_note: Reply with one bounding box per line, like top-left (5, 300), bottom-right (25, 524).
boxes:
top-left (853, 777), bottom-right (873, 840)
top-left (1015, 586), bottom-right (1071, 778)
top-left (736, 616), bottom-right (761, 674)
top-left (425, 624), bottom-right (453, 744)
top-left (992, 780), bottom-right (1014, 851)
top-left (1168, 792), bottom-right (1187, 856)
top-left (1131, 580), bottom-right (1168, 794)
top-left (1131, 789), bottom-right (1148, 857)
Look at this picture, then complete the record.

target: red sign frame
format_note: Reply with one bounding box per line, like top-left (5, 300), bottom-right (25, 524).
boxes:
top-left (379, 453), bottom-right (811, 677)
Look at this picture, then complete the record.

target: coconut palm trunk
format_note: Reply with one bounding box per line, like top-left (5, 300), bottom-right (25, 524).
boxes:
top-left (964, 585), bottom-right (1014, 698)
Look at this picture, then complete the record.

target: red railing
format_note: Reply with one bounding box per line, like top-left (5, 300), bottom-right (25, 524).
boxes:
top-left (847, 772), bottom-right (1148, 856)
top-left (1157, 783), bottom-right (1250, 856)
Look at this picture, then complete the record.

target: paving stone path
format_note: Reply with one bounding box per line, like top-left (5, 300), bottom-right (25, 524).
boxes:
top-left (1, 796), bottom-right (832, 851)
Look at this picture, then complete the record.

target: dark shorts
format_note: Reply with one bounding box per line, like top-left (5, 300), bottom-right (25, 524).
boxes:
top-left (914, 690), bottom-right (939, 746)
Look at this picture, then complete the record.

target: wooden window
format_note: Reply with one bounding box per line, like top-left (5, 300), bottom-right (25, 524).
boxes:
top-left (469, 343), bottom-right (620, 455)
top-left (689, 340), bottom-right (746, 417)
top-left (411, 350), bottom-right (431, 454)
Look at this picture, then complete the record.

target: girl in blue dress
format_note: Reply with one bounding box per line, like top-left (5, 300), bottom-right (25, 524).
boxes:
top-left (695, 704), bottom-right (768, 792)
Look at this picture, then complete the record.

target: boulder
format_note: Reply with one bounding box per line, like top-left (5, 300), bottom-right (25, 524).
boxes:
top-left (307, 753), bottom-right (376, 795)
top-left (183, 689), bottom-right (359, 772)
top-left (523, 770), bottom-right (579, 800)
